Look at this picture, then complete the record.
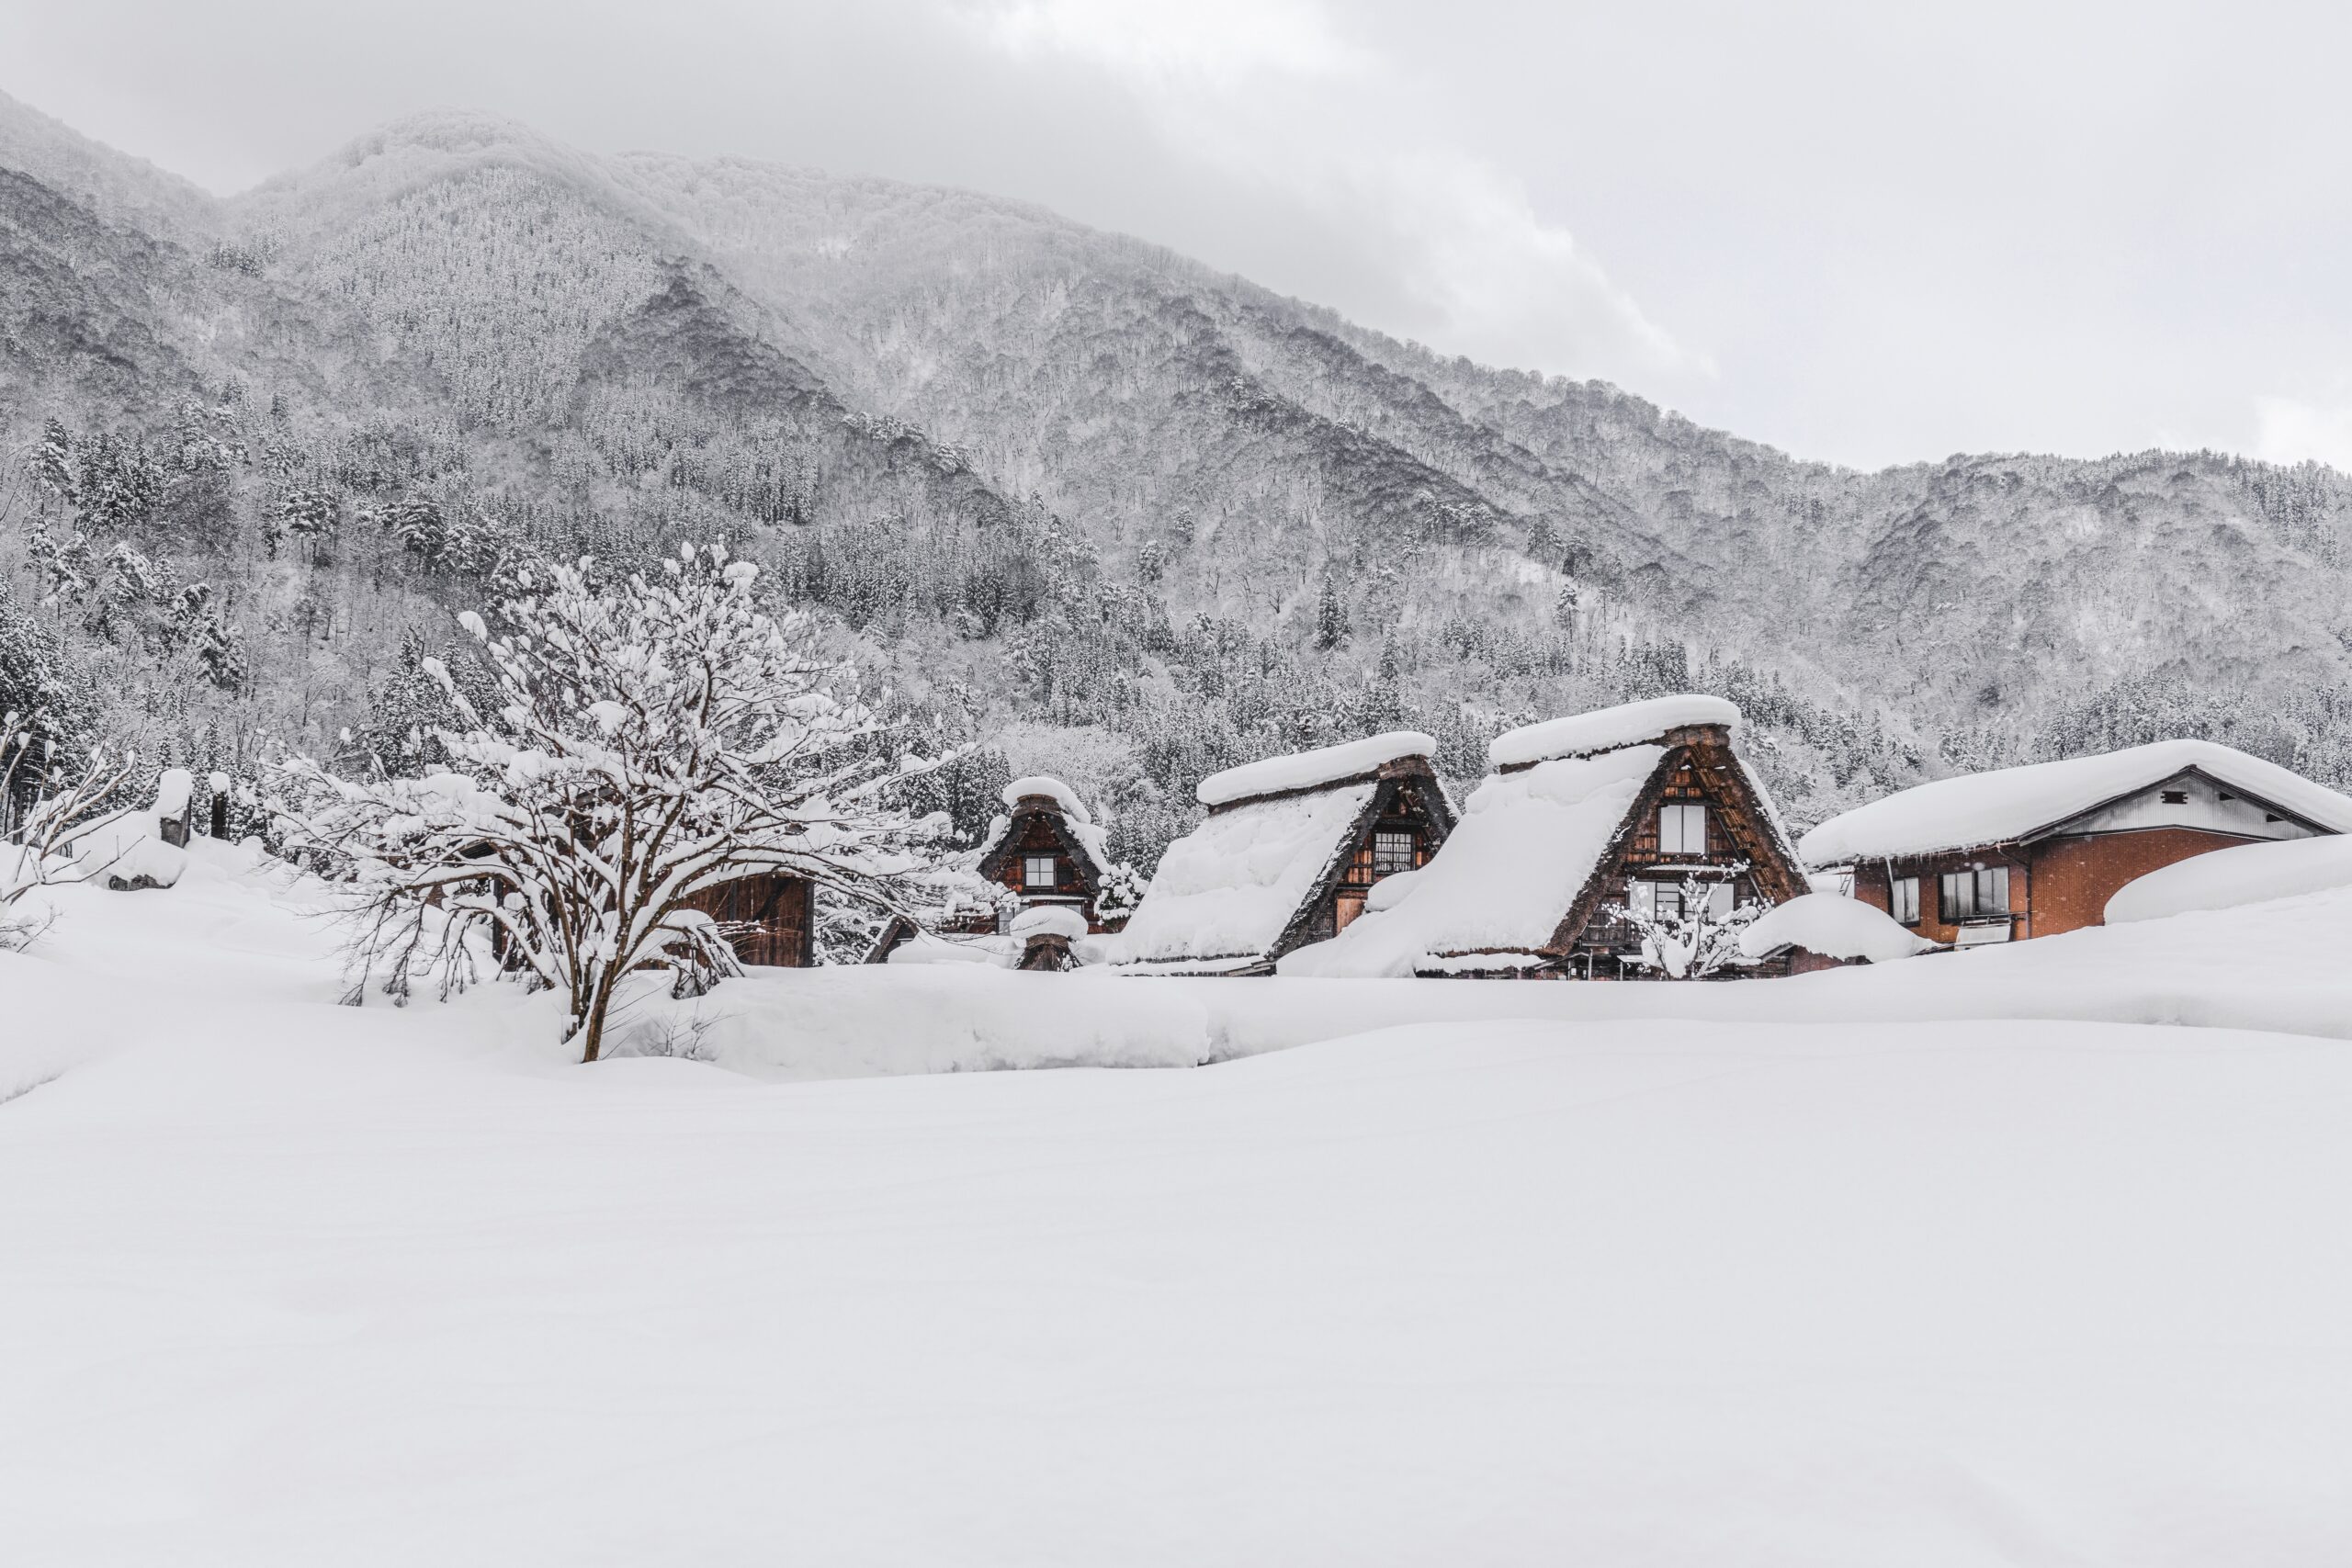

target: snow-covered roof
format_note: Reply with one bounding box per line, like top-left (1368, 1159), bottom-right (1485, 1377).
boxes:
top-left (1196, 731), bottom-right (1435, 809)
top-left (1280, 748), bottom-right (1661, 978)
top-left (1737, 893), bottom-right (1933, 964)
top-left (2105, 835), bottom-right (2352, 925)
top-left (1001, 774), bottom-right (1091, 825)
top-left (1118, 781), bottom-right (1379, 964)
top-left (1800, 740), bottom-right (2352, 866)
top-left (1489, 695), bottom-right (1739, 770)
top-left (975, 775), bottom-right (1110, 869)
top-left (1009, 904), bottom-right (1089, 942)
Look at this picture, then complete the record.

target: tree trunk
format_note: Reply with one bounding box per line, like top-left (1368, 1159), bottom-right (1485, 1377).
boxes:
top-left (577, 975), bottom-right (616, 1064)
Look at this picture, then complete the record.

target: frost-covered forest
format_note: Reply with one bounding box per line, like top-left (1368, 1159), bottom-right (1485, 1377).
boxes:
top-left (6, 89), bottom-right (2352, 878)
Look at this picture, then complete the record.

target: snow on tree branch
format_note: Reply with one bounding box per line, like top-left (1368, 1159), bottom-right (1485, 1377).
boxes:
top-left (1, 712), bottom-right (141, 950)
top-left (271, 543), bottom-right (953, 1062)
top-left (1606, 864), bottom-right (1766, 980)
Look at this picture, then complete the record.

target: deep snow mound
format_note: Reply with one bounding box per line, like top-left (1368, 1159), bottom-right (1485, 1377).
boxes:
top-left (2106, 835), bottom-right (2352, 924)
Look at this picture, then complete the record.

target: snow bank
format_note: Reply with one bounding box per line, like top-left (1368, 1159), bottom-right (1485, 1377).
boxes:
top-left (2106, 834), bottom-right (2352, 924)
top-left (1001, 774), bottom-right (1091, 824)
top-left (1738, 892), bottom-right (1932, 963)
top-left (1196, 731), bottom-right (1433, 808)
top-left (1009, 903), bottom-right (1088, 941)
top-left (16, 974), bottom-right (2352, 1560)
top-left (1119, 782), bottom-right (1375, 963)
top-left (880, 930), bottom-right (1016, 966)
top-left (1488, 694), bottom-right (1738, 769)
top-left (1282, 748), bottom-right (1658, 977)
top-left (621, 964), bottom-right (1211, 1078)
top-left (1802, 739), bottom-right (2352, 864)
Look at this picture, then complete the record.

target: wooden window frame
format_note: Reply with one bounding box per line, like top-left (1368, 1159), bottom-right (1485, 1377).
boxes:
top-left (1658, 801), bottom-right (1707, 857)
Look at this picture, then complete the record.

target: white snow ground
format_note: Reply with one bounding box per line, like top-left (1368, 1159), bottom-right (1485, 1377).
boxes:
top-left (6, 856), bottom-right (2352, 1563)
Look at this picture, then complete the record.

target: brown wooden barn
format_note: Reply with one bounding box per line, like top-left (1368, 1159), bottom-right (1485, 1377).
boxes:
top-left (1111, 731), bottom-right (1457, 976)
top-left (1800, 740), bottom-right (2352, 945)
top-left (678, 872), bottom-right (816, 967)
top-left (1280, 696), bottom-right (1810, 979)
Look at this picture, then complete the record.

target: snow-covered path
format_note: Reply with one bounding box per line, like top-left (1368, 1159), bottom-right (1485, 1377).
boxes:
top-left (6, 863), bottom-right (2352, 1562)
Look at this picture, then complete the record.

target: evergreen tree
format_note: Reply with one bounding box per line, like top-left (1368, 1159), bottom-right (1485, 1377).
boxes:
top-left (1314, 579), bottom-right (1349, 651)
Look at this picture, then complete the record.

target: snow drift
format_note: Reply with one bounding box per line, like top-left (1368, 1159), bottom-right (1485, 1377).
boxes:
top-left (2105, 833), bottom-right (2352, 923)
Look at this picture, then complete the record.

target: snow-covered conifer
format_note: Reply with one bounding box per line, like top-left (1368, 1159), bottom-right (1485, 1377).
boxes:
top-left (273, 544), bottom-right (951, 1062)
top-left (1314, 579), bottom-right (1349, 651)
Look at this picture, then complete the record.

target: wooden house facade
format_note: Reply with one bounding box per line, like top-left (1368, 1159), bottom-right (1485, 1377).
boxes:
top-left (975, 779), bottom-right (1114, 931)
top-left (1802, 741), bottom-right (2352, 945)
top-left (1282, 696), bottom-right (1810, 979)
top-left (678, 872), bottom-right (817, 967)
top-left (1112, 732), bottom-right (1457, 976)
top-left (865, 775), bottom-right (1111, 965)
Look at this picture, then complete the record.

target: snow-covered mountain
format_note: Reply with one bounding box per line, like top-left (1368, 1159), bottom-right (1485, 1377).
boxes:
top-left (5, 88), bottom-right (2348, 866)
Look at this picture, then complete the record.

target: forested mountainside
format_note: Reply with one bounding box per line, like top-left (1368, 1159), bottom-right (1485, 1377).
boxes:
top-left (5, 88), bottom-right (2350, 874)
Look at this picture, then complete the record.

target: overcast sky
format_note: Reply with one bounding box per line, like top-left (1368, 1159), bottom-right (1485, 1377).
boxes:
top-left (5, 0), bottom-right (2347, 471)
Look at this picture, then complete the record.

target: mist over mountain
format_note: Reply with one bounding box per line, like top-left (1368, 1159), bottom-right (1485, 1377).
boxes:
top-left (5, 87), bottom-right (2348, 869)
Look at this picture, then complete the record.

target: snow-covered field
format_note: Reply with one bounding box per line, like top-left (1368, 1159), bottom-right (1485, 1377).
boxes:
top-left (8, 856), bottom-right (2352, 1563)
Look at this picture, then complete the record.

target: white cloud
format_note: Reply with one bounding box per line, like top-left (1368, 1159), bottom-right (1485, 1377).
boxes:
top-left (948, 0), bottom-right (1705, 388)
top-left (2255, 396), bottom-right (2352, 473)
top-left (968, 0), bottom-right (1371, 86)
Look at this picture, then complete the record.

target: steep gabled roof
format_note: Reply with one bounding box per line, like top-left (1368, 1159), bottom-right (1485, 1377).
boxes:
top-left (1799, 740), bottom-right (2352, 866)
top-left (975, 774), bottom-right (1110, 894)
top-left (1282, 697), bottom-right (1804, 978)
top-left (1115, 736), bottom-right (1452, 970)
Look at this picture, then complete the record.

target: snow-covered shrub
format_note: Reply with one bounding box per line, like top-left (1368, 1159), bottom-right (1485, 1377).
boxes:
top-left (272, 544), bottom-right (953, 1061)
top-left (1608, 868), bottom-right (1766, 980)
top-left (0, 712), bottom-right (141, 950)
top-left (1094, 860), bottom-right (1148, 925)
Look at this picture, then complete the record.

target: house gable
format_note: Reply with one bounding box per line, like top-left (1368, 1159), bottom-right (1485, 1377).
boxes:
top-left (1262, 763), bottom-right (1455, 960)
top-left (977, 801), bottom-right (1105, 905)
top-left (2036, 765), bottom-right (2330, 844)
top-left (1116, 751), bottom-right (1454, 973)
top-left (1549, 728), bottom-right (1810, 957)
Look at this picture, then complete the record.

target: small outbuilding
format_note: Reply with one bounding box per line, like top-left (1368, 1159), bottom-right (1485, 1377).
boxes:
top-left (975, 775), bottom-right (1114, 931)
top-left (1802, 739), bottom-right (2352, 945)
top-left (1112, 731), bottom-right (1456, 976)
top-left (679, 872), bottom-right (816, 967)
top-left (865, 774), bottom-right (1113, 964)
top-left (1280, 695), bottom-right (1808, 978)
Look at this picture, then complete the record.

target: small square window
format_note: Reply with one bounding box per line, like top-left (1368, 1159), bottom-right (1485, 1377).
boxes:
top-left (1658, 802), bottom-right (1707, 855)
top-left (1023, 855), bottom-right (1057, 890)
top-left (2160, 789), bottom-right (2188, 806)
